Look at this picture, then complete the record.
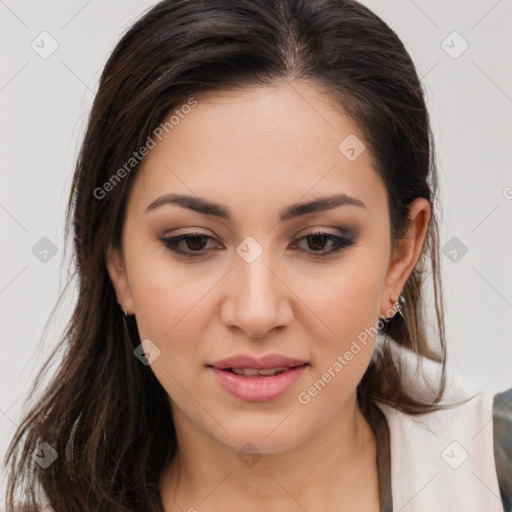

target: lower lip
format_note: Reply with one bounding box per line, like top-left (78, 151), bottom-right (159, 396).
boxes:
top-left (208, 364), bottom-right (308, 402)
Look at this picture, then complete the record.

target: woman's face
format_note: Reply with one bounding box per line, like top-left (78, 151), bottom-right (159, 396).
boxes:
top-left (107, 81), bottom-right (429, 454)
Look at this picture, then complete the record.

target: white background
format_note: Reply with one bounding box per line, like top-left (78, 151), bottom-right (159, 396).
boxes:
top-left (1, 0), bottom-right (511, 504)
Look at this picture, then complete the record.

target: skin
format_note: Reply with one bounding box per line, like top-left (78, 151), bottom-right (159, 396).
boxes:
top-left (106, 80), bottom-right (430, 511)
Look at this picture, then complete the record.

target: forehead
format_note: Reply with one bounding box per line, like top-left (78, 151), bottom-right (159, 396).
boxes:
top-left (129, 81), bottom-right (386, 218)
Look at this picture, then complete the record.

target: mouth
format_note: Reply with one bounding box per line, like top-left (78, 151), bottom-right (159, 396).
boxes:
top-left (213, 364), bottom-right (308, 377)
top-left (206, 363), bottom-right (309, 401)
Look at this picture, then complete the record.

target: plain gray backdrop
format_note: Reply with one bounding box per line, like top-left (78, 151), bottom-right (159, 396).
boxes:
top-left (1, 0), bottom-right (511, 502)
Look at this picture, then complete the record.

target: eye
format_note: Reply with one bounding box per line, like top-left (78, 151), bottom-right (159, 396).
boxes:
top-left (161, 232), bottom-right (221, 259)
top-left (161, 229), bottom-right (356, 260)
top-left (291, 230), bottom-right (356, 256)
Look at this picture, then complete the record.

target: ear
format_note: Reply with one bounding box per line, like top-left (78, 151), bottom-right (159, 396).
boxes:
top-left (105, 244), bottom-right (135, 315)
top-left (380, 197), bottom-right (431, 316)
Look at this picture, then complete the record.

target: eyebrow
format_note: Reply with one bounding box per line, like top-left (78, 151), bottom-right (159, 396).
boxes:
top-left (145, 192), bottom-right (367, 221)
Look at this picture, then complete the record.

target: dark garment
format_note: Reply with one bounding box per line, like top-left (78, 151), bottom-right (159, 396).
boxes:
top-left (494, 387), bottom-right (512, 512)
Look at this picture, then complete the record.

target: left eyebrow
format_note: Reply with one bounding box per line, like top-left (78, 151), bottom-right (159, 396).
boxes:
top-left (145, 192), bottom-right (367, 221)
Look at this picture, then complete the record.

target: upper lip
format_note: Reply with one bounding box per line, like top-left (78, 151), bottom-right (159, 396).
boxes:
top-left (208, 354), bottom-right (309, 370)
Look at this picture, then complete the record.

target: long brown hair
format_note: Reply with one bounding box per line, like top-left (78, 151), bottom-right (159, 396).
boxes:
top-left (4, 0), bottom-right (453, 510)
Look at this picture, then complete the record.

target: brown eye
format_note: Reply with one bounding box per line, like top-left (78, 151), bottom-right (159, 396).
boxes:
top-left (305, 233), bottom-right (331, 251)
top-left (292, 230), bottom-right (356, 256)
top-left (162, 232), bottom-right (219, 258)
top-left (182, 235), bottom-right (209, 251)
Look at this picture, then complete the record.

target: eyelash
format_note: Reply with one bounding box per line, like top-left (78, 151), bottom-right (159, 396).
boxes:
top-left (161, 230), bottom-right (356, 259)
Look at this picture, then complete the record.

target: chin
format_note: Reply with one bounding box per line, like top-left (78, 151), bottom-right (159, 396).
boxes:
top-left (210, 419), bottom-right (308, 456)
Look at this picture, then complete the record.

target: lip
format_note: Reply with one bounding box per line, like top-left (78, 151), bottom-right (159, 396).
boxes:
top-left (209, 364), bottom-right (308, 402)
top-left (208, 353), bottom-right (308, 370)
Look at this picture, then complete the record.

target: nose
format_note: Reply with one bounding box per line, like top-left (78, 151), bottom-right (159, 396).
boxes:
top-left (220, 249), bottom-right (294, 339)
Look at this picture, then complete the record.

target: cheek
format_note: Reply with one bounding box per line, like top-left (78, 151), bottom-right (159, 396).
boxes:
top-left (131, 268), bottom-right (213, 345)
top-left (295, 272), bottom-right (381, 413)
top-left (293, 259), bottom-right (386, 407)
top-left (128, 267), bottom-right (213, 406)
top-left (124, 227), bottom-right (215, 342)
top-left (297, 262), bottom-right (384, 347)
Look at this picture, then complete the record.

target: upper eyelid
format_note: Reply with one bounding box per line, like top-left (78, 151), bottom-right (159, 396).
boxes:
top-left (164, 227), bottom-right (352, 239)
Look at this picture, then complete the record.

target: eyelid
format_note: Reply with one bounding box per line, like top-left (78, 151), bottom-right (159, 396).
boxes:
top-left (162, 227), bottom-right (213, 237)
top-left (161, 227), bottom-right (352, 243)
top-left (297, 226), bottom-right (353, 237)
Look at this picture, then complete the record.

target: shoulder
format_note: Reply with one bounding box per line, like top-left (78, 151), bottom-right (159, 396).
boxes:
top-left (493, 386), bottom-right (512, 512)
top-left (372, 340), bottom-right (511, 510)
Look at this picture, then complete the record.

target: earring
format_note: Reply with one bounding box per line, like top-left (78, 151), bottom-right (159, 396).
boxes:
top-left (395, 294), bottom-right (405, 318)
top-left (379, 293), bottom-right (405, 320)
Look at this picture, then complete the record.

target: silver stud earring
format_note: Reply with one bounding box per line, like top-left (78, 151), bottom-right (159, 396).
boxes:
top-left (379, 293), bottom-right (405, 320)
top-left (395, 294), bottom-right (405, 318)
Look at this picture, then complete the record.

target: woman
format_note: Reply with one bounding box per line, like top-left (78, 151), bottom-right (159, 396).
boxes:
top-left (4, 0), bottom-right (511, 511)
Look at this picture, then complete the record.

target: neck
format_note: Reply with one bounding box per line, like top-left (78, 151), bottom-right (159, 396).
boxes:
top-left (159, 392), bottom-right (380, 511)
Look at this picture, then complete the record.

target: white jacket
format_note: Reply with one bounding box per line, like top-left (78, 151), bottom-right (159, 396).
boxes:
top-left (372, 338), bottom-right (512, 512)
